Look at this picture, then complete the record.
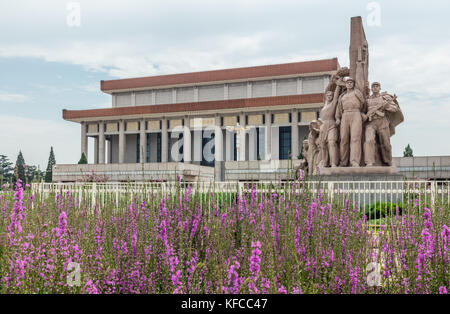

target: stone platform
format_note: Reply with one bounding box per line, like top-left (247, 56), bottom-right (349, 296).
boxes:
top-left (313, 166), bottom-right (404, 181)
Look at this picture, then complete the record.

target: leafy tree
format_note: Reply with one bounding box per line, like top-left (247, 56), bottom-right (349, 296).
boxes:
top-left (0, 155), bottom-right (14, 184)
top-left (403, 144), bottom-right (413, 157)
top-left (78, 152), bottom-right (88, 164)
top-left (14, 151), bottom-right (26, 184)
top-left (45, 147), bottom-right (56, 183)
top-left (26, 165), bottom-right (44, 183)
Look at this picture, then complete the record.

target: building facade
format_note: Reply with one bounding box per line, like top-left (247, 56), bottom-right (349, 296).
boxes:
top-left (57, 58), bottom-right (340, 182)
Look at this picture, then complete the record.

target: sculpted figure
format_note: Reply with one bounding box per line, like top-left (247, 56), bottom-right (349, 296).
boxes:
top-left (318, 78), bottom-right (343, 168)
top-left (307, 120), bottom-right (322, 175)
top-left (295, 140), bottom-right (309, 180)
top-left (364, 82), bottom-right (403, 166)
top-left (335, 75), bottom-right (366, 167)
top-left (301, 139), bottom-right (309, 162)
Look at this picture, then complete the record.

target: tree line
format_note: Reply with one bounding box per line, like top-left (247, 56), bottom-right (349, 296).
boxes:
top-left (0, 147), bottom-right (56, 185)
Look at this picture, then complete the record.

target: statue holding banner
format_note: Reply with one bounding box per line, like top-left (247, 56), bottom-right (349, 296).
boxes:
top-left (364, 82), bottom-right (403, 166)
top-left (297, 16), bottom-right (404, 178)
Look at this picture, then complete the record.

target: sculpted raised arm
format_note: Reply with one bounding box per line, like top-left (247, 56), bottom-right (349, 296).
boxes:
top-left (331, 84), bottom-right (342, 110)
top-left (335, 96), bottom-right (343, 125)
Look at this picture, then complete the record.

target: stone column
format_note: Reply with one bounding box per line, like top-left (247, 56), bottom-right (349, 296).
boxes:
top-left (248, 127), bottom-right (257, 160)
top-left (140, 119), bottom-right (146, 163)
top-left (119, 120), bottom-right (125, 164)
top-left (291, 109), bottom-right (299, 159)
top-left (183, 117), bottom-right (191, 163)
top-left (99, 122), bottom-right (105, 164)
top-left (107, 138), bottom-right (112, 164)
top-left (161, 118), bottom-right (168, 162)
top-left (271, 126), bottom-right (279, 160)
top-left (81, 122), bottom-right (88, 161)
top-left (265, 112), bottom-right (272, 160)
top-left (225, 129), bottom-right (234, 161)
top-left (239, 113), bottom-right (247, 161)
top-left (193, 129), bottom-right (202, 164)
top-left (94, 136), bottom-right (99, 164)
top-left (215, 115), bottom-right (224, 181)
top-left (214, 116), bottom-right (223, 162)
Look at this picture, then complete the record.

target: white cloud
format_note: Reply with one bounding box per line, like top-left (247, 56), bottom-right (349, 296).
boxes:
top-left (365, 35), bottom-right (450, 156)
top-left (79, 83), bottom-right (100, 93)
top-left (30, 83), bottom-right (72, 94)
top-left (0, 30), bottom-right (337, 80)
top-left (370, 35), bottom-right (450, 97)
top-left (0, 115), bottom-right (80, 169)
top-left (0, 91), bottom-right (29, 103)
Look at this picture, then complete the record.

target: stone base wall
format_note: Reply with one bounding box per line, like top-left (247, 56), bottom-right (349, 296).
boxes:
top-left (53, 163), bottom-right (214, 182)
top-left (224, 160), bottom-right (301, 181)
top-left (392, 156), bottom-right (450, 180)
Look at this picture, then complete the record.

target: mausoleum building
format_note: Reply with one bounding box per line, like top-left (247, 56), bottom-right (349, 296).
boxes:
top-left (57, 58), bottom-right (339, 182)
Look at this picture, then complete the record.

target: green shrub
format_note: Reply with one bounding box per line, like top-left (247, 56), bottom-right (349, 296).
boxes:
top-left (363, 201), bottom-right (403, 219)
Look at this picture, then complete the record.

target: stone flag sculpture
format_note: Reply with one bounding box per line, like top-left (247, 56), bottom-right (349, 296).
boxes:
top-left (297, 16), bottom-right (404, 178)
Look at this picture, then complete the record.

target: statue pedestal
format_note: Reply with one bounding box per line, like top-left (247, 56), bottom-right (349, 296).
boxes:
top-left (306, 166), bottom-right (404, 206)
top-left (312, 166), bottom-right (404, 181)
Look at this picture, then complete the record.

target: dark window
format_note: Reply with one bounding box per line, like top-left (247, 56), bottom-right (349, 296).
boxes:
top-left (168, 132), bottom-right (171, 161)
top-left (279, 126), bottom-right (291, 160)
top-left (136, 134), bottom-right (140, 163)
top-left (221, 116), bottom-right (224, 127)
top-left (271, 114), bottom-right (274, 124)
top-left (298, 112), bottom-right (301, 123)
top-left (146, 133), bottom-right (150, 162)
top-left (262, 114), bottom-right (265, 125)
top-left (179, 132), bottom-right (184, 162)
top-left (157, 133), bottom-right (161, 162)
top-left (245, 115), bottom-right (248, 125)
top-left (256, 127), bottom-right (260, 160)
top-left (237, 115), bottom-right (240, 124)
top-left (289, 113), bottom-right (292, 123)
top-left (233, 132), bottom-right (237, 161)
top-left (316, 111), bottom-right (320, 119)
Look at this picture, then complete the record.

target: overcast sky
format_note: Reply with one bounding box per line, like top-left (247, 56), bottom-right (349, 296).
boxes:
top-left (0, 0), bottom-right (449, 168)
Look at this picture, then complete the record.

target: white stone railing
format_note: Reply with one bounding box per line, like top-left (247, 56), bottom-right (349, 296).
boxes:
top-left (31, 180), bottom-right (449, 215)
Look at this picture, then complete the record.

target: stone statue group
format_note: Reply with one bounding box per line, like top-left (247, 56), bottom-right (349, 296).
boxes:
top-left (297, 64), bottom-right (404, 177)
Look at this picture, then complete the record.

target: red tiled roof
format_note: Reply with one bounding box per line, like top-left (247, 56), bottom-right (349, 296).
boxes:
top-left (63, 94), bottom-right (324, 120)
top-left (101, 58), bottom-right (338, 92)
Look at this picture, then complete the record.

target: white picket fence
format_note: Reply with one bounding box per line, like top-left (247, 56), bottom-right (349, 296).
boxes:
top-left (31, 180), bottom-right (449, 213)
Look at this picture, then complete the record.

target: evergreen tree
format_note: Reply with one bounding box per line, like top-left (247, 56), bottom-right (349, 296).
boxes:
top-left (78, 152), bottom-right (88, 164)
top-left (45, 147), bottom-right (56, 182)
top-left (0, 155), bottom-right (14, 184)
top-left (403, 144), bottom-right (413, 157)
top-left (14, 151), bottom-right (26, 184)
